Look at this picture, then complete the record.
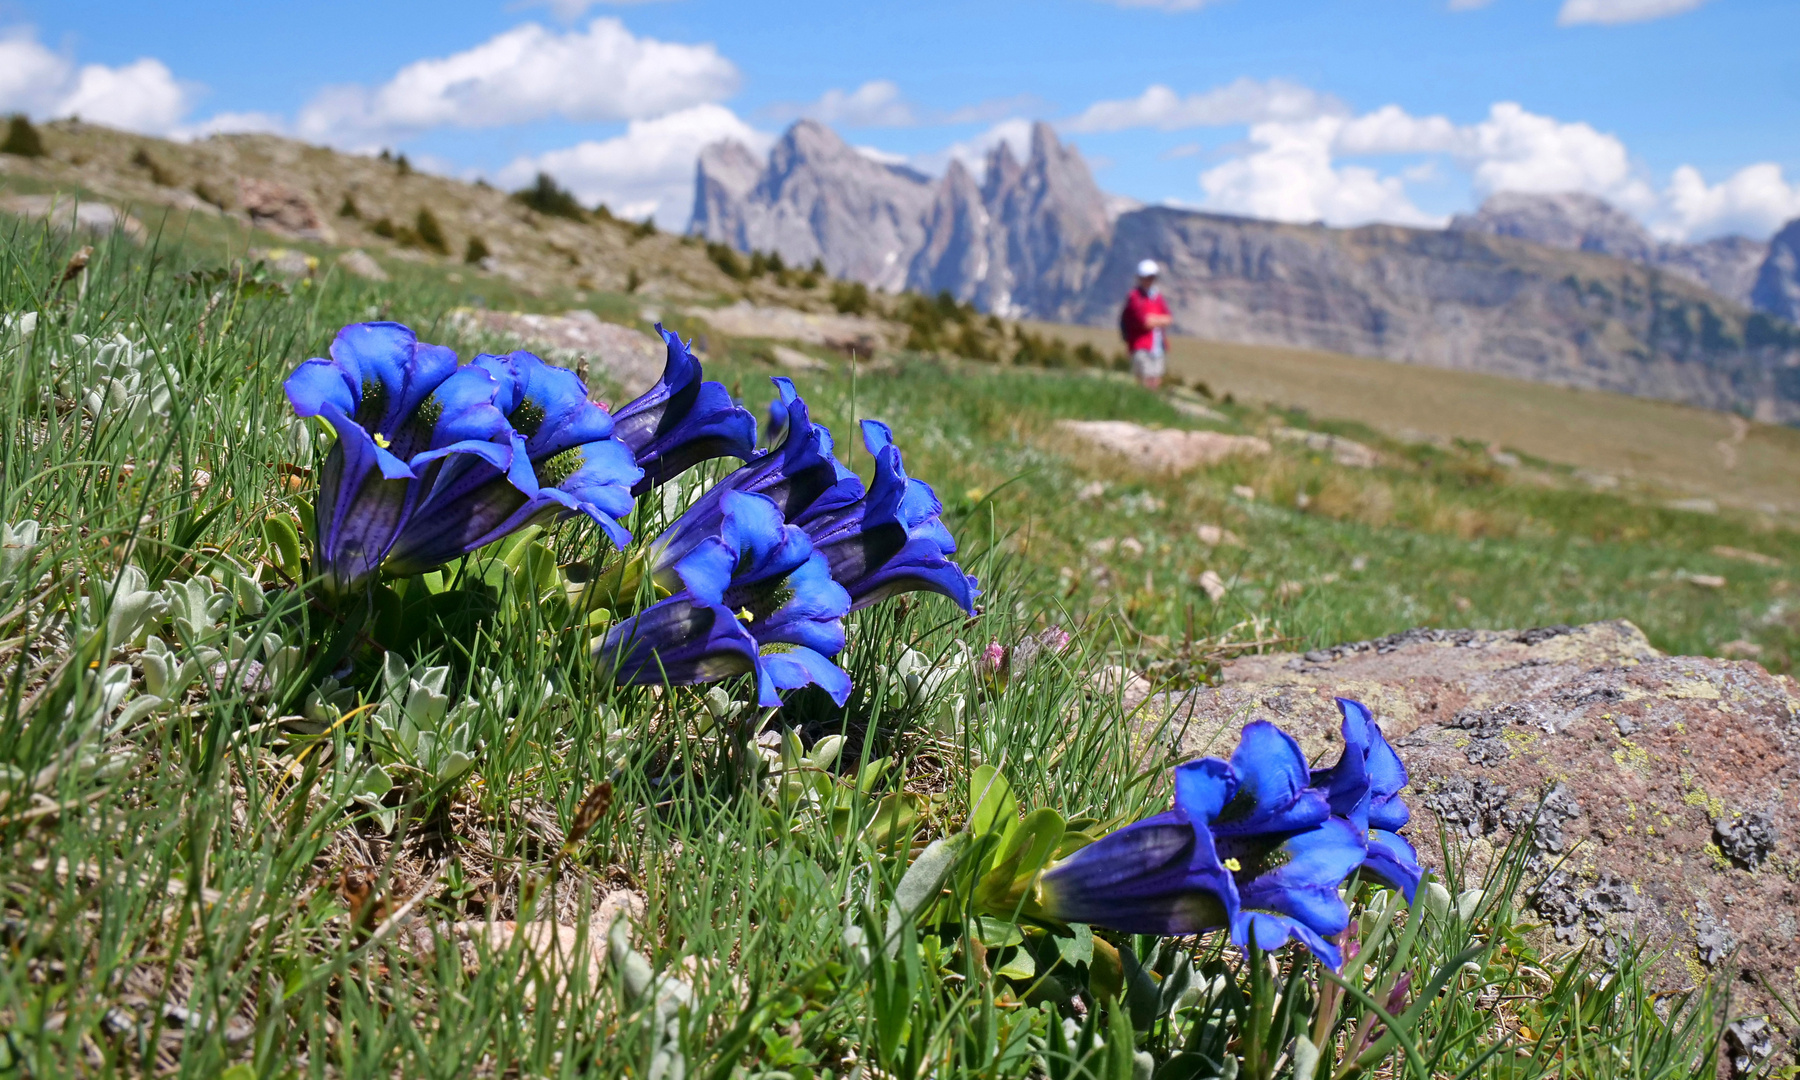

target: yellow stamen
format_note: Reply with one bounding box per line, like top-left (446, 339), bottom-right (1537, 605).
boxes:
top-left (373, 432), bottom-right (391, 449)
top-left (736, 607), bottom-right (754, 623)
top-left (1223, 857), bottom-right (1242, 872)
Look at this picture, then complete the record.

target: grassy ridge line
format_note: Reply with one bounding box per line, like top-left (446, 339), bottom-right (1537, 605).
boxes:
top-left (1034, 320), bottom-right (1800, 516)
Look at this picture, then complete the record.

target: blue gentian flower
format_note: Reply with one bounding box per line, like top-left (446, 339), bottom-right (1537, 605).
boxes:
top-left (796, 420), bottom-right (978, 614)
top-left (1311, 697), bottom-right (1422, 901)
top-left (384, 350), bottom-right (642, 576)
top-left (763, 388), bottom-right (790, 449)
top-left (1030, 756), bottom-right (1238, 939)
top-left (1032, 721), bottom-right (1367, 967)
top-left (598, 492), bottom-right (851, 707)
top-left (284, 322), bottom-right (512, 598)
top-left (610, 324), bottom-right (755, 495)
top-left (1212, 723), bottom-right (1365, 964)
top-left (647, 378), bottom-right (843, 580)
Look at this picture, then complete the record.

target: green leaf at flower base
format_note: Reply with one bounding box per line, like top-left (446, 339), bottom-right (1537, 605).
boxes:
top-left (977, 806), bottom-right (1066, 912)
top-left (859, 792), bottom-right (920, 853)
top-left (993, 945), bottom-right (1036, 982)
top-left (504, 539), bottom-right (559, 595)
top-left (968, 764), bottom-right (1017, 839)
top-left (262, 514), bottom-right (303, 582)
top-left (972, 916), bottom-right (1024, 948)
top-left (885, 834), bottom-right (964, 958)
top-left (1053, 922), bottom-right (1094, 969)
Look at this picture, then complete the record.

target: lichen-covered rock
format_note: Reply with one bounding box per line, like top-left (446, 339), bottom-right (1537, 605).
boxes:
top-left (1134, 620), bottom-right (1800, 1050)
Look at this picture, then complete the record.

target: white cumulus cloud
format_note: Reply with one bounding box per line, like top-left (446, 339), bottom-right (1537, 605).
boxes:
top-left (496, 103), bottom-right (770, 227)
top-left (1558, 0), bottom-right (1712, 25)
top-left (296, 17), bottom-right (739, 148)
top-left (1457, 102), bottom-right (1655, 211)
top-left (1067, 77), bottom-right (1344, 133)
top-left (1658, 163), bottom-right (1800, 241)
top-left (1199, 116), bottom-right (1445, 228)
top-left (1189, 95), bottom-right (1795, 240)
top-left (0, 28), bottom-right (194, 135)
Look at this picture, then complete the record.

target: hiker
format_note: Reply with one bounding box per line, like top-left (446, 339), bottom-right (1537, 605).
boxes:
top-left (1119, 259), bottom-right (1173, 389)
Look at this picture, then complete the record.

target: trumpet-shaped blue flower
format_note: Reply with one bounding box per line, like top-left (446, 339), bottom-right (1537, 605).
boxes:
top-left (795, 420), bottom-right (978, 614)
top-left (611, 324), bottom-right (755, 495)
top-left (284, 322), bottom-right (512, 598)
top-left (1311, 697), bottom-right (1422, 901)
top-left (384, 350), bottom-right (642, 575)
top-left (1032, 721), bottom-right (1367, 967)
top-left (598, 492), bottom-right (851, 707)
top-left (647, 377), bottom-right (844, 581)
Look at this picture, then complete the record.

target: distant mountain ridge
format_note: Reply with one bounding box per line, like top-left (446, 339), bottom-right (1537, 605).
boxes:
top-left (691, 122), bottom-right (1800, 423)
top-left (1446, 191), bottom-right (1768, 307)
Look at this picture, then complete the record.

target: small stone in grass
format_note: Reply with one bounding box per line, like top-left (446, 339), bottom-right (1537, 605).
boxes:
top-left (1231, 485), bottom-right (1255, 500)
top-left (1199, 569), bottom-right (1227, 602)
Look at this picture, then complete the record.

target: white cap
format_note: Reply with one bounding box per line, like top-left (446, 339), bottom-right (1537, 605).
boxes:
top-left (1136, 259), bottom-right (1159, 277)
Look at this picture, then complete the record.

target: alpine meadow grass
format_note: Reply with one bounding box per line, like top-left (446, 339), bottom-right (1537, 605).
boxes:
top-left (0, 216), bottom-right (1762, 1078)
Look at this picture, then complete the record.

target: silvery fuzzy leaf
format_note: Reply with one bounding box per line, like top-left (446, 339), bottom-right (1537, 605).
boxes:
top-left (110, 695), bottom-right (167, 734)
top-left (263, 645), bottom-right (302, 688)
top-left (380, 651), bottom-right (410, 694)
top-left (227, 570), bottom-right (266, 617)
top-left (66, 663), bottom-right (135, 732)
top-left (402, 680), bottom-right (450, 732)
top-left (93, 565), bottom-right (166, 650)
top-left (701, 685), bottom-right (743, 724)
top-left (349, 764), bottom-right (396, 833)
top-left (1, 519), bottom-right (41, 578)
top-left (304, 677), bottom-right (357, 724)
top-left (166, 577), bottom-right (231, 642)
top-left (140, 635), bottom-right (199, 701)
top-left (414, 665), bottom-right (450, 698)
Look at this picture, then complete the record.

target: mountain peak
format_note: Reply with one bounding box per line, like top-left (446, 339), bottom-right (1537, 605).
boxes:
top-left (1449, 190), bottom-right (1655, 262)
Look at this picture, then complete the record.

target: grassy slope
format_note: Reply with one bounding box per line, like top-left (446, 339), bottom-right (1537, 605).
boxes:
top-left (1036, 321), bottom-right (1800, 516)
top-left (0, 202), bottom-right (1772, 1076)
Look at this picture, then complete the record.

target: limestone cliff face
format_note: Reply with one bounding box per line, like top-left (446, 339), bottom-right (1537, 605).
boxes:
top-left (687, 140), bottom-right (763, 254)
top-left (1752, 219), bottom-right (1800, 325)
top-left (1085, 206), bottom-right (1800, 422)
top-left (690, 120), bottom-right (937, 291)
top-left (1449, 191), bottom-right (1771, 307)
top-left (973, 124), bottom-right (1112, 322)
top-left (692, 120), bottom-right (1111, 317)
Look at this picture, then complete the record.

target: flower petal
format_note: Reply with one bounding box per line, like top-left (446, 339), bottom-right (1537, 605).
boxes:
top-left (1034, 816), bottom-right (1235, 936)
top-left (758, 644), bottom-right (852, 706)
top-left (1364, 829), bottom-right (1422, 902)
top-left (598, 597), bottom-right (758, 688)
top-left (612, 325), bottom-right (754, 494)
top-left (1213, 721), bottom-right (1330, 838)
top-left (1232, 910), bottom-right (1343, 969)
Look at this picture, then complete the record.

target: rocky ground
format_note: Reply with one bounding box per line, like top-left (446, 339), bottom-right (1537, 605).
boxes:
top-left (1131, 621), bottom-right (1800, 1055)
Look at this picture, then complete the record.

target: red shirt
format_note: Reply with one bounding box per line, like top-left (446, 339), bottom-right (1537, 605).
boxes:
top-left (1120, 286), bottom-right (1170, 353)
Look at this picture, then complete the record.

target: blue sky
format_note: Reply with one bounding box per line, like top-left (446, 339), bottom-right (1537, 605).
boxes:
top-left (3, 0), bottom-right (1796, 239)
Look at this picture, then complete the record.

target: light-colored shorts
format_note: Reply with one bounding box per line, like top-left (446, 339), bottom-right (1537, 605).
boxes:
top-left (1131, 349), bottom-right (1166, 379)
